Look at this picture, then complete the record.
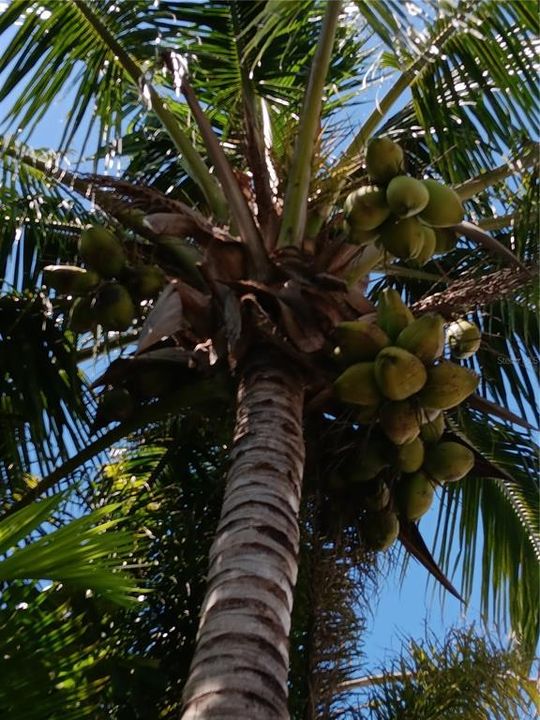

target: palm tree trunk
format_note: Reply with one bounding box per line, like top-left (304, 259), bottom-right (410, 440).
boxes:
top-left (181, 352), bottom-right (306, 720)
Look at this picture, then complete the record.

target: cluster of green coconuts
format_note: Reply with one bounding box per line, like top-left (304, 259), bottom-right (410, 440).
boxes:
top-left (43, 225), bottom-right (165, 334)
top-left (344, 136), bottom-right (463, 260)
top-left (44, 225), bottom-right (168, 426)
top-left (332, 288), bottom-right (482, 552)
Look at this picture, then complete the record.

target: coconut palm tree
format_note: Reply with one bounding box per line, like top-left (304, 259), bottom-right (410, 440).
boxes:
top-left (0, 1), bottom-right (538, 717)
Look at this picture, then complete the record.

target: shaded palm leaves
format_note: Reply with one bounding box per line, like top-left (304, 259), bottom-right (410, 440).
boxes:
top-left (0, 583), bottom-right (109, 720)
top-left (0, 489), bottom-right (148, 719)
top-left (354, 626), bottom-right (538, 720)
top-left (0, 291), bottom-right (92, 500)
top-left (435, 410), bottom-right (539, 652)
top-left (0, 139), bottom-right (91, 287)
top-left (81, 415), bottom-right (231, 719)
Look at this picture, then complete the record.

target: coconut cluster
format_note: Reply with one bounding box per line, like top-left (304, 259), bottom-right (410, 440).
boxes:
top-left (332, 288), bottom-right (481, 552)
top-left (344, 137), bottom-right (464, 262)
top-left (43, 225), bottom-right (165, 333)
top-left (93, 360), bottom-right (184, 427)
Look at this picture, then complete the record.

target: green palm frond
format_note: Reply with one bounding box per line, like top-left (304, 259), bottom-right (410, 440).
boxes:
top-left (81, 416), bottom-right (230, 718)
top-left (353, 626), bottom-right (538, 720)
top-left (0, 490), bottom-right (146, 605)
top-left (0, 0), bottom-right (225, 214)
top-left (351, 0), bottom-right (537, 181)
top-left (0, 291), bottom-right (92, 497)
top-left (0, 583), bottom-right (109, 720)
top-left (434, 411), bottom-right (539, 654)
top-left (0, 138), bottom-right (91, 286)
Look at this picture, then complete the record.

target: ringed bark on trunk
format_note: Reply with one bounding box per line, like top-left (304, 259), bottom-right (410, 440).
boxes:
top-left (181, 350), bottom-right (306, 720)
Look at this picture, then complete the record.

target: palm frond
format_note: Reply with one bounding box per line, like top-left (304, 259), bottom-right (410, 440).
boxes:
top-left (0, 291), bottom-right (92, 498)
top-left (0, 0), bottom-right (225, 214)
top-left (433, 411), bottom-right (539, 655)
top-left (0, 491), bottom-right (146, 605)
top-left (354, 625), bottom-right (538, 719)
top-left (351, 0), bottom-right (538, 182)
top-left (0, 138), bottom-right (91, 286)
top-left (0, 582), bottom-right (110, 720)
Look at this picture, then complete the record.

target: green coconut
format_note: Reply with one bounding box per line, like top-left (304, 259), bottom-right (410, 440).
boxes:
top-left (386, 176), bottom-right (430, 218)
top-left (376, 288), bottom-right (414, 341)
top-left (447, 319), bottom-right (482, 359)
top-left (414, 226), bottom-right (437, 265)
top-left (423, 441), bottom-right (475, 483)
top-left (396, 314), bottom-right (445, 364)
top-left (418, 361), bottom-right (479, 410)
top-left (344, 186), bottom-right (391, 231)
top-left (124, 265), bottom-right (166, 300)
top-left (379, 400), bottom-right (421, 446)
top-left (363, 481), bottom-right (391, 512)
top-left (94, 282), bottom-right (135, 332)
top-left (419, 180), bottom-right (464, 227)
top-left (334, 362), bottom-right (383, 406)
top-left (361, 510), bottom-right (400, 551)
top-left (366, 137), bottom-right (404, 184)
top-left (79, 225), bottom-right (126, 277)
top-left (68, 296), bottom-right (96, 334)
top-left (397, 437), bottom-right (425, 473)
top-left (335, 319), bottom-right (390, 363)
top-left (396, 471), bottom-right (434, 521)
top-left (43, 265), bottom-right (100, 295)
top-left (374, 346), bottom-right (427, 401)
top-left (379, 216), bottom-right (425, 259)
top-left (419, 412), bottom-right (445, 444)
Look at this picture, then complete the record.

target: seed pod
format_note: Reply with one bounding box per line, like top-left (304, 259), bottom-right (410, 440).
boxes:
top-left (419, 412), bottom-right (445, 444)
top-left (374, 346), bottom-right (427, 401)
top-left (361, 510), bottom-right (400, 551)
top-left (79, 225), bottom-right (126, 277)
top-left (335, 319), bottom-right (390, 363)
top-left (447, 319), bottom-right (481, 359)
top-left (94, 282), bottom-right (135, 332)
top-left (396, 471), bottom-right (434, 521)
top-left (334, 362), bottom-right (383, 406)
top-left (423, 441), bottom-right (475, 483)
top-left (68, 296), bottom-right (96, 334)
top-left (123, 265), bottom-right (165, 300)
top-left (397, 437), bottom-right (425, 473)
top-left (414, 226), bottom-right (437, 265)
top-left (43, 265), bottom-right (100, 295)
top-left (347, 434), bottom-right (393, 483)
top-left (344, 186), bottom-right (391, 231)
top-left (379, 216), bottom-right (425, 259)
top-left (418, 361), bottom-right (479, 410)
top-left (363, 481), bottom-right (391, 511)
top-left (366, 137), bottom-right (404, 184)
top-left (419, 180), bottom-right (464, 227)
top-left (396, 314), bottom-right (445, 364)
top-left (379, 400), bottom-right (421, 445)
top-left (434, 227), bottom-right (458, 254)
top-left (386, 176), bottom-right (429, 218)
top-left (376, 288), bottom-right (414, 341)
